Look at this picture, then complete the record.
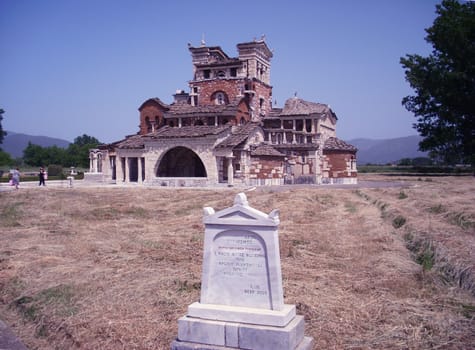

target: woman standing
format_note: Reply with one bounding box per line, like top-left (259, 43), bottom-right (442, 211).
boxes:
top-left (11, 168), bottom-right (20, 189)
top-left (39, 167), bottom-right (46, 186)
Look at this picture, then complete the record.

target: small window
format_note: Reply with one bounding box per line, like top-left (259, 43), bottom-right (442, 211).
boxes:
top-left (204, 70), bottom-right (210, 79)
top-left (217, 70), bottom-right (226, 78)
top-left (230, 68), bottom-right (237, 77)
top-left (214, 92), bottom-right (227, 105)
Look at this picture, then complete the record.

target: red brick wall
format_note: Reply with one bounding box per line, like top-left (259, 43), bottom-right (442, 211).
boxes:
top-left (249, 157), bottom-right (284, 180)
top-left (191, 78), bottom-right (272, 119)
top-left (139, 102), bottom-right (165, 135)
top-left (253, 81), bottom-right (272, 116)
top-left (323, 152), bottom-right (357, 178)
top-left (192, 80), bottom-right (242, 106)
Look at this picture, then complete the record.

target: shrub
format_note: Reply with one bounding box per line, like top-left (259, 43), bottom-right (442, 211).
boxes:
top-left (392, 215), bottom-right (407, 229)
top-left (47, 164), bottom-right (63, 177)
top-left (398, 191), bottom-right (408, 199)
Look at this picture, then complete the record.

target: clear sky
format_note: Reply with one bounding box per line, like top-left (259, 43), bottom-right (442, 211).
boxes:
top-left (0, 0), bottom-right (440, 144)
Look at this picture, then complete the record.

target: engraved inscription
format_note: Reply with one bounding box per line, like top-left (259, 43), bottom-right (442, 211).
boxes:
top-left (208, 231), bottom-right (271, 308)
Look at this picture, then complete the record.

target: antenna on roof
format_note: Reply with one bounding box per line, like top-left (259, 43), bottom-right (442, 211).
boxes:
top-left (201, 33), bottom-right (206, 47)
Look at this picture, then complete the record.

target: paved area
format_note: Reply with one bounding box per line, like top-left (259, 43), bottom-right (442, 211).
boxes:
top-left (0, 179), bottom-right (409, 192)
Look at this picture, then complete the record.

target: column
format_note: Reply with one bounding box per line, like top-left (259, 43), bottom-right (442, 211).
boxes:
top-left (89, 152), bottom-right (93, 172)
top-left (124, 157), bottom-right (129, 183)
top-left (227, 156), bottom-right (234, 186)
top-left (138, 157), bottom-right (143, 184)
top-left (92, 153), bottom-right (98, 173)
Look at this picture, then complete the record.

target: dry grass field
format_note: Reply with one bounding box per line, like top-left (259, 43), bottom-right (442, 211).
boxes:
top-left (1, 174), bottom-right (474, 349)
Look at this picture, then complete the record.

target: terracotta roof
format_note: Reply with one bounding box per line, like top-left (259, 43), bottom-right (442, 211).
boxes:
top-left (266, 108), bottom-right (283, 118)
top-left (116, 135), bottom-right (145, 149)
top-left (251, 144), bottom-right (285, 157)
top-left (151, 125), bottom-right (231, 139)
top-left (165, 98), bottom-right (244, 117)
top-left (280, 97), bottom-right (329, 116)
top-left (215, 122), bottom-right (261, 148)
top-left (273, 143), bottom-right (319, 151)
top-left (324, 137), bottom-right (357, 152)
top-left (138, 98), bottom-right (169, 111)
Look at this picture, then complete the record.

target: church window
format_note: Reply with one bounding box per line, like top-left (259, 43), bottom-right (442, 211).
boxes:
top-left (145, 116), bottom-right (152, 133)
top-left (213, 91), bottom-right (228, 105)
top-left (230, 68), bottom-right (237, 77)
top-left (204, 70), bottom-right (210, 79)
top-left (217, 70), bottom-right (226, 78)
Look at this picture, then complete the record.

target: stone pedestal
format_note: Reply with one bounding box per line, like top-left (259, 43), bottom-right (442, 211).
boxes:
top-left (171, 193), bottom-right (314, 350)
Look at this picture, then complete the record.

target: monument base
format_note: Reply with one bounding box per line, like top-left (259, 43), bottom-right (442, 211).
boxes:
top-left (171, 337), bottom-right (314, 350)
top-left (171, 313), bottom-right (314, 350)
top-left (187, 302), bottom-right (296, 327)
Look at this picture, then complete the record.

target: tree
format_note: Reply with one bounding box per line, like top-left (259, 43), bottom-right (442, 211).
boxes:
top-left (0, 108), bottom-right (6, 146)
top-left (400, 0), bottom-right (475, 167)
top-left (66, 134), bottom-right (101, 168)
top-left (0, 150), bottom-right (13, 166)
top-left (73, 134), bottom-right (100, 147)
top-left (23, 142), bottom-right (47, 166)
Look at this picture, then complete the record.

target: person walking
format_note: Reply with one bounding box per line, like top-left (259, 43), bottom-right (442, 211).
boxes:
top-left (11, 168), bottom-right (20, 189)
top-left (39, 167), bottom-right (46, 186)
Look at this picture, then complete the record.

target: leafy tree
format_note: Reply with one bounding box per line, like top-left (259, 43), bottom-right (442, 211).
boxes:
top-left (73, 134), bottom-right (100, 147)
top-left (0, 108), bottom-right (6, 146)
top-left (23, 142), bottom-right (46, 166)
top-left (22, 134), bottom-right (101, 168)
top-left (400, 0), bottom-right (475, 167)
top-left (23, 143), bottom-right (67, 167)
top-left (66, 134), bottom-right (101, 168)
top-left (0, 150), bottom-right (13, 166)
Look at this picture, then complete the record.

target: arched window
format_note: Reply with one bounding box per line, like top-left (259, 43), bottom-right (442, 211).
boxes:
top-left (212, 91), bottom-right (228, 105)
top-left (145, 116), bottom-right (152, 133)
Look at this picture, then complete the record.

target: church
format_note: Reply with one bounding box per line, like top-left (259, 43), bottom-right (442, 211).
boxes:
top-left (91, 37), bottom-right (357, 186)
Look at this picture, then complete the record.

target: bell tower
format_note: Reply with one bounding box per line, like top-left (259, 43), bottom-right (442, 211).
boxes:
top-left (188, 37), bottom-right (273, 121)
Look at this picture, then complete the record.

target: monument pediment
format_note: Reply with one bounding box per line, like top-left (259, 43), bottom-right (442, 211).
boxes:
top-left (203, 193), bottom-right (279, 227)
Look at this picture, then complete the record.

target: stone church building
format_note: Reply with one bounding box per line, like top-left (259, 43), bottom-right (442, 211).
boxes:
top-left (92, 38), bottom-right (357, 186)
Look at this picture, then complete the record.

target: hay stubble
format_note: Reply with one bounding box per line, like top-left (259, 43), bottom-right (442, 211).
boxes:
top-left (0, 176), bottom-right (474, 349)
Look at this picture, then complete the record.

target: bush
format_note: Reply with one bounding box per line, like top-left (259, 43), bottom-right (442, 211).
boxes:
top-left (47, 164), bottom-right (63, 177)
top-left (392, 215), bottom-right (407, 229)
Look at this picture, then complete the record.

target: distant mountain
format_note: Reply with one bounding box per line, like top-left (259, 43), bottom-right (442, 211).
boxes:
top-left (1, 131), bottom-right (70, 158)
top-left (348, 135), bottom-right (428, 165)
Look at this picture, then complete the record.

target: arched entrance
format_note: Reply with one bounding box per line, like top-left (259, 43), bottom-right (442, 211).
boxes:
top-left (157, 147), bottom-right (207, 177)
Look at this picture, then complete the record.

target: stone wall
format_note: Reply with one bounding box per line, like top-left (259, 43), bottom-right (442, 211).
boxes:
top-left (192, 79), bottom-right (243, 106)
top-left (323, 152), bottom-right (357, 180)
top-left (248, 157), bottom-right (284, 186)
top-left (139, 102), bottom-right (165, 134)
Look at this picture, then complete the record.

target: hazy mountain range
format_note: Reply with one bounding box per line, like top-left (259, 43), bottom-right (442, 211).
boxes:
top-left (348, 135), bottom-right (427, 165)
top-left (1, 131), bottom-right (426, 165)
top-left (2, 131), bottom-right (71, 158)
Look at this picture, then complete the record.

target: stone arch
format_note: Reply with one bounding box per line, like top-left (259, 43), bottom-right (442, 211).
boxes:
top-left (156, 146), bottom-right (207, 177)
top-left (211, 91), bottom-right (228, 105)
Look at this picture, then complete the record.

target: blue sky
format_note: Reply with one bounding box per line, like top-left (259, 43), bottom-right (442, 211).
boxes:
top-left (1, 0), bottom-right (440, 144)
